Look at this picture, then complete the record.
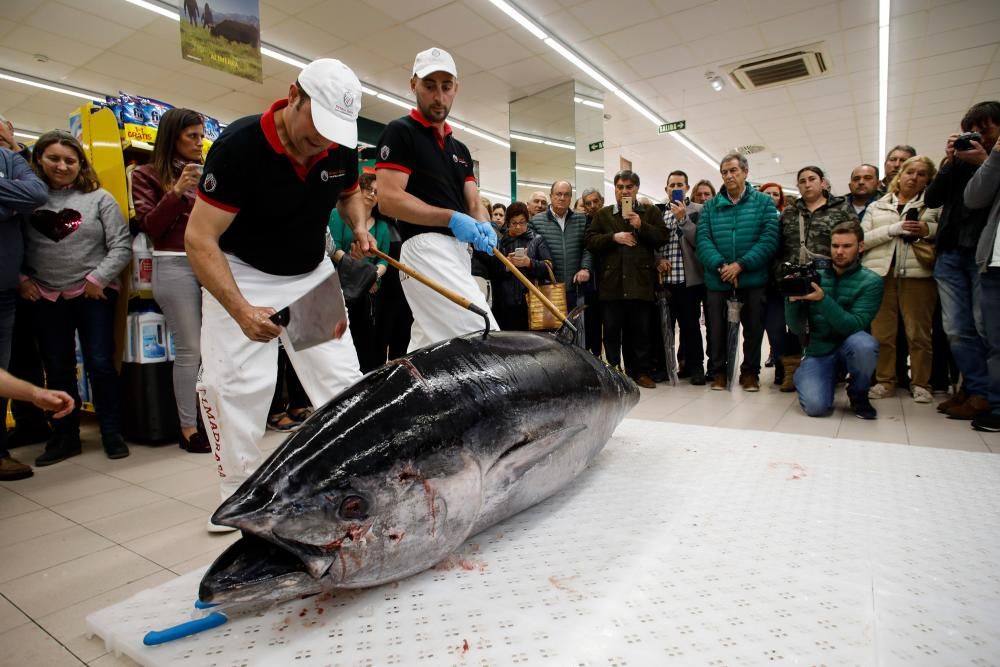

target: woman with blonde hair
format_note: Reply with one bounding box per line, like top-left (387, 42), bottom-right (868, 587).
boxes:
top-left (861, 155), bottom-right (940, 403)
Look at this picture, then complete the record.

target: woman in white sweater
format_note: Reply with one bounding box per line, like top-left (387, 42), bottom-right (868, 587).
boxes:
top-left (20, 131), bottom-right (131, 464)
top-left (861, 155), bottom-right (941, 403)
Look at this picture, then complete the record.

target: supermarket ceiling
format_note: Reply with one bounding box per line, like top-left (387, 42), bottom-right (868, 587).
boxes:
top-left (1, 0), bottom-right (999, 198)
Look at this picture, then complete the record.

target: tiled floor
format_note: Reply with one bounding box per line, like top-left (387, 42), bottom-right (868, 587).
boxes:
top-left (0, 373), bottom-right (995, 666)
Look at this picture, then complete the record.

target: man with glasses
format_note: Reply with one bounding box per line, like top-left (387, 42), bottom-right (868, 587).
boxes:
top-left (375, 48), bottom-right (497, 349)
top-left (528, 180), bottom-right (593, 325)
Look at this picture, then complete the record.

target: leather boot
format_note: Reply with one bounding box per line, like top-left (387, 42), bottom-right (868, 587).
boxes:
top-left (779, 355), bottom-right (800, 393)
top-left (945, 394), bottom-right (990, 420)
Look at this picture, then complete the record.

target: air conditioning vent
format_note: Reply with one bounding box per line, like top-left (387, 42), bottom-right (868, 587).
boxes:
top-left (726, 44), bottom-right (830, 90)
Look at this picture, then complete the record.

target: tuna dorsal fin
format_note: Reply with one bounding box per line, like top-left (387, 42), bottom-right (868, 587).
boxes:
top-left (487, 424), bottom-right (587, 481)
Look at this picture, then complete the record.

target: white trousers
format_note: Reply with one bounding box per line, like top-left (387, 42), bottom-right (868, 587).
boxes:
top-left (399, 233), bottom-right (499, 352)
top-left (197, 256), bottom-right (362, 501)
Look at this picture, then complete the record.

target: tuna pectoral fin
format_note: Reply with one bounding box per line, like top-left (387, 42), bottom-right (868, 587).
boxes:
top-left (487, 424), bottom-right (587, 482)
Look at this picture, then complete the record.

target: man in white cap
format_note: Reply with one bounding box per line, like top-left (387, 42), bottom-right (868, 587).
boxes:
top-left (186, 59), bottom-right (370, 528)
top-left (373, 47), bottom-right (498, 350)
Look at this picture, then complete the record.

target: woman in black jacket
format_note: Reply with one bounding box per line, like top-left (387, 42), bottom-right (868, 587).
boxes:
top-left (488, 202), bottom-right (553, 331)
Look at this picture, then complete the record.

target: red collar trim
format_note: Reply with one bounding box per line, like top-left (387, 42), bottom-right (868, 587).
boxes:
top-left (409, 109), bottom-right (452, 146)
top-left (261, 98), bottom-right (339, 180)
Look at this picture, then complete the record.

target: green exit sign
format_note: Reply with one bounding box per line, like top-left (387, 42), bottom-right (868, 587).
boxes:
top-left (588, 140), bottom-right (604, 152)
top-left (658, 120), bottom-right (686, 134)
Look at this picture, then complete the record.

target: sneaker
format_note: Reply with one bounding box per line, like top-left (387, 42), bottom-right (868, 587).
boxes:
top-left (182, 431), bottom-right (212, 454)
top-left (34, 435), bottom-right (82, 467)
top-left (710, 373), bottom-right (727, 391)
top-left (102, 436), bottom-right (130, 460)
top-left (946, 394), bottom-right (990, 420)
top-left (911, 386), bottom-right (933, 404)
top-left (849, 393), bottom-right (878, 420)
top-left (739, 373), bottom-right (760, 392)
top-left (635, 374), bottom-right (657, 389)
top-left (0, 456), bottom-right (33, 481)
top-left (868, 383), bottom-right (894, 400)
top-left (972, 413), bottom-right (1000, 432)
top-left (690, 368), bottom-right (706, 386)
top-left (207, 518), bottom-right (237, 534)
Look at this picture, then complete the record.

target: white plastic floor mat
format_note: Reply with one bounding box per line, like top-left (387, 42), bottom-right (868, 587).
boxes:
top-left (86, 419), bottom-right (1000, 666)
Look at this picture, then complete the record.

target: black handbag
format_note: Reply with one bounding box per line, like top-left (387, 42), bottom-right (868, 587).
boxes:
top-left (336, 254), bottom-right (378, 302)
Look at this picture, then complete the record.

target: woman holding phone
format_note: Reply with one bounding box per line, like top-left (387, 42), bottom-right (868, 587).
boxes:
top-left (861, 155), bottom-right (940, 403)
top-left (488, 202), bottom-right (553, 330)
top-left (131, 108), bottom-right (210, 453)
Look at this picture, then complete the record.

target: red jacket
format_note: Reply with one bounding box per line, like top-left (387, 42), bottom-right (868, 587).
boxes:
top-left (131, 163), bottom-right (195, 252)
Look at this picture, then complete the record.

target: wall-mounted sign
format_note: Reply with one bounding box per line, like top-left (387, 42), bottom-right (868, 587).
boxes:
top-left (588, 140), bottom-right (604, 152)
top-left (181, 0), bottom-right (263, 83)
top-left (657, 120), bottom-right (687, 134)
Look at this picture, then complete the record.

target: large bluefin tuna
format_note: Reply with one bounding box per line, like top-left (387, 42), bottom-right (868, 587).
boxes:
top-left (200, 322), bottom-right (638, 606)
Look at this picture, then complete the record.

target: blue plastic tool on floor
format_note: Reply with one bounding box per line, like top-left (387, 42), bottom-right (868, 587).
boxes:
top-left (142, 601), bottom-right (227, 646)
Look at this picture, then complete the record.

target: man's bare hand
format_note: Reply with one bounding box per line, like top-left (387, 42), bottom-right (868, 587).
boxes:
top-left (31, 387), bottom-right (75, 418)
top-left (668, 201), bottom-right (686, 220)
top-left (789, 282), bottom-right (824, 302)
top-left (656, 258), bottom-right (671, 274)
top-left (614, 231), bottom-right (638, 246)
top-left (624, 211), bottom-right (641, 229)
top-left (236, 305), bottom-right (281, 342)
top-left (719, 262), bottom-right (743, 284)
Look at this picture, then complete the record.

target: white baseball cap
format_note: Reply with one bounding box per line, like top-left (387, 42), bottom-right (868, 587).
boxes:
top-left (413, 47), bottom-right (457, 79)
top-left (298, 58), bottom-right (362, 147)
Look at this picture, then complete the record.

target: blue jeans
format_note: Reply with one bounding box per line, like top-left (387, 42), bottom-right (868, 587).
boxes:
top-left (934, 249), bottom-right (987, 396)
top-left (980, 268), bottom-right (1000, 414)
top-left (795, 331), bottom-right (879, 417)
top-left (0, 289), bottom-right (15, 458)
top-left (33, 292), bottom-right (121, 441)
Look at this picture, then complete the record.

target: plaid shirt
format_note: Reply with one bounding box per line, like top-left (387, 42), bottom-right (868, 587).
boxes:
top-left (657, 210), bottom-right (687, 285)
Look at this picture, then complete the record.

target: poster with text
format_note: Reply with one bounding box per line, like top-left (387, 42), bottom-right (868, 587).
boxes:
top-left (180, 0), bottom-right (262, 83)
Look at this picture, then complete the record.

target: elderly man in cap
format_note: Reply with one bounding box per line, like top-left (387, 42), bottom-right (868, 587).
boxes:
top-left (375, 47), bottom-right (498, 350)
top-left (186, 59), bottom-right (370, 526)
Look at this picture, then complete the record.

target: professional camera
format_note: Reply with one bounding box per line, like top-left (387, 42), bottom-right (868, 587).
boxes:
top-left (778, 261), bottom-right (822, 297)
top-left (954, 131), bottom-right (983, 152)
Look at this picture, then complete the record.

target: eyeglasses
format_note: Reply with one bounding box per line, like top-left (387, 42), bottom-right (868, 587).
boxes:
top-left (364, 188), bottom-right (377, 196)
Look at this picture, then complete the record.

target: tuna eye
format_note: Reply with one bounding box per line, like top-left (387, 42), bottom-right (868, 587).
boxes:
top-left (339, 495), bottom-right (368, 520)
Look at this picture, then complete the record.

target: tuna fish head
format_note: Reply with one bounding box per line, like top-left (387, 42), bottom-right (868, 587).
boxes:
top-left (207, 447), bottom-right (484, 598)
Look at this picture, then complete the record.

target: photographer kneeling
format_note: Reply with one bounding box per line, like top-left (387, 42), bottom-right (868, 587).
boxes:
top-left (786, 222), bottom-right (884, 419)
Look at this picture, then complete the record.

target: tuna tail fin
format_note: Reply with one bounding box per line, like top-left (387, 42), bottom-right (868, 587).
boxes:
top-left (556, 305), bottom-right (586, 345)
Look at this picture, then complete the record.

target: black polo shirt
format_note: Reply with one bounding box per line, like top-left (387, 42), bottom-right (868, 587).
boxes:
top-left (197, 99), bottom-right (359, 276)
top-left (375, 109), bottom-right (476, 241)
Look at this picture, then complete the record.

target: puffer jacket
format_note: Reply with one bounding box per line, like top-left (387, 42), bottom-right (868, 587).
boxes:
top-left (696, 183), bottom-right (779, 291)
top-left (860, 192), bottom-right (940, 278)
top-left (529, 208), bottom-right (593, 291)
top-left (776, 193), bottom-right (858, 266)
top-left (785, 261), bottom-right (884, 358)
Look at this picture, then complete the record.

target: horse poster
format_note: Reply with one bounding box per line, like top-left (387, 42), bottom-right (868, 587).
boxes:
top-left (180, 0), bottom-right (262, 83)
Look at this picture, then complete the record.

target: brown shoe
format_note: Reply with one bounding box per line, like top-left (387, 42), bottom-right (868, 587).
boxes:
top-left (0, 456), bottom-right (33, 481)
top-left (779, 355), bottom-right (800, 393)
top-left (710, 373), bottom-right (727, 390)
top-left (635, 374), bottom-right (657, 389)
top-left (937, 388), bottom-right (967, 413)
top-left (945, 394), bottom-right (990, 420)
top-left (739, 373), bottom-right (760, 392)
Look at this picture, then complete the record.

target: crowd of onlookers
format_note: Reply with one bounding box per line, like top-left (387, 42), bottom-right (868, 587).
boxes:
top-left (1, 98), bottom-right (999, 482)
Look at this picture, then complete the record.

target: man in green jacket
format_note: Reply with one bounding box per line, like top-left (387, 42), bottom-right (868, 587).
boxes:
top-left (586, 170), bottom-right (669, 387)
top-left (786, 222), bottom-right (883, 419)
top-left (696, 152), bottom-right (779, 391)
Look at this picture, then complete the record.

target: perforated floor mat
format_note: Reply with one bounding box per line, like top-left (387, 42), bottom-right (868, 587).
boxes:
top-left (86, 419), bottom-right (1000, 665)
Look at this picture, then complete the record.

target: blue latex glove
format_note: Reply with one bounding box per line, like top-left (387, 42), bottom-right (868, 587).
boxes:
top-left (472, 221), bottom-right (498, 254)
top-left (448, 211), bottom-right (481, 244)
